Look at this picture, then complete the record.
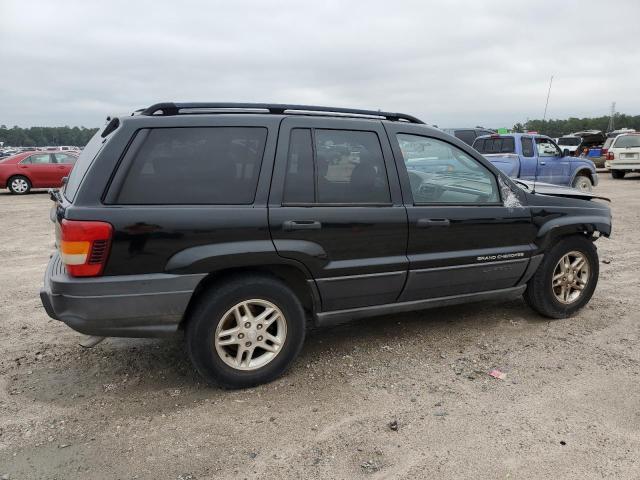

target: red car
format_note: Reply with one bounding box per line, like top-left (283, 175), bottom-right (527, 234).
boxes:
top-left (0, 151), bottom-right (77, 194)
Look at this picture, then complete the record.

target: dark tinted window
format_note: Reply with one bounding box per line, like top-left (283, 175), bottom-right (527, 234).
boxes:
top-left (116, 127), bottom-right (267, 204)
top-left (521, 137), bottom-right (534, 157)
top-left (398, 134), bottom-right (499, 204)
top-left (454, 130), bottom-right (476, 145)
top-left (283, 129), bottom-right (314, 203)
top-left (473, 137), bottom-right (515, 154)
top-left (314, 130), bottom-right (390, 204)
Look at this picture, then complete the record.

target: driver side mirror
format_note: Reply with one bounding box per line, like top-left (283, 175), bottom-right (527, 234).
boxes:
top-left (562, 148), bottom-right (571, 157)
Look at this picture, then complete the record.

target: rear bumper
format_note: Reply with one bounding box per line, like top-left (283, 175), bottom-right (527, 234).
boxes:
top-left (40, 253), bottom-right (205, 337)
top-left (606, 161), bottom-right (640, 171)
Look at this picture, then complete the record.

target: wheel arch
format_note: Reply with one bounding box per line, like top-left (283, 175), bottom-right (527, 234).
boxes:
top-left (178, 263), bottom-right (320, 331)
top-left (571, 168), bottom-right (595, 186)
top-left (536, 217), bottom-right (610, 250)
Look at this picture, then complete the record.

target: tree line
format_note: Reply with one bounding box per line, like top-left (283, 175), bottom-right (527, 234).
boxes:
top-left (511, 113), bottom-right (640, 137)
top-left (0, 126), bottom-right (99, 147)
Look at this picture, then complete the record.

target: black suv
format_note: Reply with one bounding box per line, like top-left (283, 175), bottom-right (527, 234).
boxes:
top-left (40, 102), bottom-right (612, 388)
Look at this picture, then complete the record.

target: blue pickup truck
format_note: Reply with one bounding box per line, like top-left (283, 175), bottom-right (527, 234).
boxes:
top-left (472, 133), bottom-right (598, 191)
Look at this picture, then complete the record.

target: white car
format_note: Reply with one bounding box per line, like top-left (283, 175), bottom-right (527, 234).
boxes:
top-left (605, 133), bottom-right (640, 178)
top-left (557, 136), bottom-right (582, 155)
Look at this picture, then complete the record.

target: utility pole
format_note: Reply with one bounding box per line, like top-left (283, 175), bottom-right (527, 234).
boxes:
top-left (607, 102), bottom-right (616, 132)
top-left (542, 75), bottom-right (553, 123)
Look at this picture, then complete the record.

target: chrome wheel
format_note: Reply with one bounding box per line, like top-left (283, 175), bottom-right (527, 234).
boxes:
top-left (214, 299), bottom-right (287, 371)
top-left (10, 177), bottom-right (29, 193)
top-left (573, 176), bottom-right (592, 192)
top-left (552, 251), bottom-right (590, 304)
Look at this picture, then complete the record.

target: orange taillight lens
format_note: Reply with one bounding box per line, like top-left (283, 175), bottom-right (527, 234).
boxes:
top-left (59, 219), bottom-right (112, 277)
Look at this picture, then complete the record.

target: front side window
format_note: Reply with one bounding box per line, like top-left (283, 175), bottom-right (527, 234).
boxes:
top-left (536, 137), bottom-right (561, 157)
top-left (282, 129), bottom-right (390, 204)
top-left (397, 134), bottom-right (499, 204)
top-left (116, 127), bottom-right (268, 204)
top-left (521, 137), bottom-right (534, 157)
top-left (54, 153), bottom-right (76, 164)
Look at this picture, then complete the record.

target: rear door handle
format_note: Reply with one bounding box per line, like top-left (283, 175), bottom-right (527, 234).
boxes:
top-left (283, 220), bottom-right (322, 231)
top-left (417, 218), bottom-right (450, 228)
top-left (539, 161), bottom-right (546, 165)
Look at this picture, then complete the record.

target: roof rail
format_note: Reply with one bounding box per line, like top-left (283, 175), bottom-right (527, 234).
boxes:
top-left (138, 102), bottom-right (425, 124)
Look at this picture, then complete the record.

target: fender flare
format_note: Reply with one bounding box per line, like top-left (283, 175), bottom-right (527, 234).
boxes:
top-left (536, 215), bottom-right (611, 250)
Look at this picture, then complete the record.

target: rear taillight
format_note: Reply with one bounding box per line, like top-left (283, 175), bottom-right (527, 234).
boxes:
top-left (59, 219), bottom-right (112, 277)
top-left (606, 151), bottom-right (615, 161)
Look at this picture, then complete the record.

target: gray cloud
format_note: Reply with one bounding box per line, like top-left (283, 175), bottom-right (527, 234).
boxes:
top-left (1, 0), bottom-right (638, 127)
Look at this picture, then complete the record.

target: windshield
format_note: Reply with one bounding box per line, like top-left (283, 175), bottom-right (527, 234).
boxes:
top-left (613, 135), bottom-right (640, 149)
top-left (63, 129), bottom-right (107, 201)
top-left (558, 137), bottom-right (581, 146)
top-left (472, 136), bottom-right (515, 154)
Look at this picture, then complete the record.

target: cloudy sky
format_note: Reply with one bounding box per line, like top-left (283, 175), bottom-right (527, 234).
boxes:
top-left (1, 0), bottom-right (639, 128)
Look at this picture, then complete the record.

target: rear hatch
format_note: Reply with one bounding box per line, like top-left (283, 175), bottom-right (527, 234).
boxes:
top-left (611, 135), bottom-right (640, 164)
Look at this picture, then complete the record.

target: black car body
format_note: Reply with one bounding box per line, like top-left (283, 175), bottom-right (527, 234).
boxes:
top-left (40, 103), bottom-right (612, 387)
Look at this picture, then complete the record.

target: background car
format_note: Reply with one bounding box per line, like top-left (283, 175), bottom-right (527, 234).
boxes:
top-left (442, 127), bottom-right (496, 146)
top-left (557, 135), bottom-right (582, 155)
top-left (0, 151), bottom-right (77, 194)
top-left (605, 133), bottom-right (640, 178)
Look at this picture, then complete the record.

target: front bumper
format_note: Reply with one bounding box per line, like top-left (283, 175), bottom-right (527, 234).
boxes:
top-left (40, 252), bottom-right (205, 337)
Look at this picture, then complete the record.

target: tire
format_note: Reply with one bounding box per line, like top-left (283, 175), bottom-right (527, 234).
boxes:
top-left (7, 175), bottom-right (31, 194)
top-left (572, 174), bottom-right (593, 192)
top-left (524, 235), bottom-right (599, 319)
top-left (611, 170), bottom-right (625, 179)
top-left (186, 274), bottom-right (306, 388)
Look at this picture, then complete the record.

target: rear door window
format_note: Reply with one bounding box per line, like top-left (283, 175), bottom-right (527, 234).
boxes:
top-left (454, 130), bottom-right (476, 145)
top-left (115, 127), bottom-right (268, 205)
top-left (521, 137), bottom-right (534, 157)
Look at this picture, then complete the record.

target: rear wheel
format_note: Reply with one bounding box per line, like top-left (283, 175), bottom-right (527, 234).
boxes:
top-left (572, 174), bottom-right (593, 192)
top-left (524, 236), bottom-right (598, 319)
top-left (8, 175), bottom-right (31, 194)
top-left (186, 275), bottom-right (306, 388)
top-left (611, 170), bottom-right (625, 179)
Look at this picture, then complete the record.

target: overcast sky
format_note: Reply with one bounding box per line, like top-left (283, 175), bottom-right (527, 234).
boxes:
top-left (1, 0), bottom-right (639, 128)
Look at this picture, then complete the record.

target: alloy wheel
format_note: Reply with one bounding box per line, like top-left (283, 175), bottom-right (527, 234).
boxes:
top-left (552, 251), bottom-right (590, 304)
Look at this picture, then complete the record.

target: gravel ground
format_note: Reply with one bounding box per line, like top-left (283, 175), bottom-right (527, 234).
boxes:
top-left (0, 175), bottom-right (639, 479)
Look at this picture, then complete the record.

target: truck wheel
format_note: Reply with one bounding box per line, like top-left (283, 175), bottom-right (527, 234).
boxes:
top-left (186, 275), bottom-right (306, 388)
top-left (572, 174), bottom-right (593, 192)
top-left (8, 175), bottom-right (31, 194)
top-left (524, 236), bottom-right (598, 319)
top-left (611, 170), bottom-right (625, 179)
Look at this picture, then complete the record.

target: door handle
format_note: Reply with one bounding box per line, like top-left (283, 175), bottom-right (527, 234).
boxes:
top-left (417, 218), bottom-right (450, 228)
top-left (283, 220), bottom-right (322, 231)
top-left (539, 161), bottom-right (546, 165)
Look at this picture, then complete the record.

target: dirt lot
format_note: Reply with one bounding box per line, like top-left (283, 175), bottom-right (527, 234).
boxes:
top-left (0, 175), bottom-right (638, 479)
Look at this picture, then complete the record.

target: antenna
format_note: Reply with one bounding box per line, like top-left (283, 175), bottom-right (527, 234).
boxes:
top-left (542, 75), bottom-right (553, 123)
top-left (607, 101), bottom-right (616, 132)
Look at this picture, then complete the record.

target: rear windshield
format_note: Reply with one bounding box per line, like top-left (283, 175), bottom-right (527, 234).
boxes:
top-left (613, 135), bottom-right (640, 148)
top-left (63, 129), bottom-right (107, 201)
top-left (557, 137), bottom-right (581, 146)
top-left (473, 136), bottom-right (515, 154)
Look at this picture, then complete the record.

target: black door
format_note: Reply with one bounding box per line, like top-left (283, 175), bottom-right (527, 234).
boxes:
top-left (386, 126), bottom-right (537, 301)
top-left (269, 117), bottom-right (408, 311)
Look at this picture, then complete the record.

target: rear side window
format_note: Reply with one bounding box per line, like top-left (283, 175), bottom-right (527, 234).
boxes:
top-left (116, 127), bottom-right (267, 205)
top-left (473, 137), bottom-right (515, 154)
top-left (454, 130), bottom-right (476, 145)
top-left (64, 130), bottom-right (107, 201)
top-left (521, 137), bottom-right (534, 157)
top-left (282, 129), bottom-right (390, 204)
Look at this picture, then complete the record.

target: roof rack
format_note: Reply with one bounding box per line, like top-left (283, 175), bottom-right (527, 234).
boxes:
top-left (138, 102), bottom-right (425, 124)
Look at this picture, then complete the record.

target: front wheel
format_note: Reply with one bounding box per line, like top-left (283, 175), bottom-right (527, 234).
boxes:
top-left (524, 236), bottom-right (599, 319)
top-left (611, 170), bottom-right (625, 179)
top-left (8, 175), bottom-right (31, 194)
top-left (186, 275), bottom-right (306, 388)
top-left (572, 174), bottom-right (593, 192)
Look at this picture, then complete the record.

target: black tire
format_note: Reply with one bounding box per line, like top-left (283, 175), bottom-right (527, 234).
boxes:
top-left (186, 274), bottom-right (306, 388)
top-left (571, 174), bottom-right (593, 192)
top-left (7, 175), bottom-right (31, 194)
top-left (524, 235), bottom-right (599, 319)
top-left (611, 170), bottom-right (625, 179)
